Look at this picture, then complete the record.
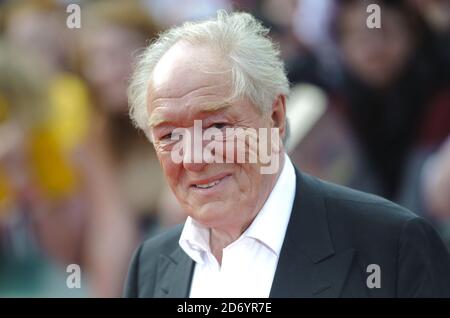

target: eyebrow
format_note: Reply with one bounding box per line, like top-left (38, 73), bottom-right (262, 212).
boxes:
top-left (147, 102), bottom-right (231, 128)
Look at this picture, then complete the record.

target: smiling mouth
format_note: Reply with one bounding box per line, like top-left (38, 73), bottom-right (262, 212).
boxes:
top-left (195, 179), bottom-right (221, 189)
top-left (191, 174), bottom-right (230, 190)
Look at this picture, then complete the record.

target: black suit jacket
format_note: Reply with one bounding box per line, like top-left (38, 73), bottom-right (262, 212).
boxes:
top-left (124, 169), bottom-right (450, 297)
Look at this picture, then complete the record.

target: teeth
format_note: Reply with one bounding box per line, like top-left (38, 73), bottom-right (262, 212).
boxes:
top-left (195, 179), bottom-right (220, 189)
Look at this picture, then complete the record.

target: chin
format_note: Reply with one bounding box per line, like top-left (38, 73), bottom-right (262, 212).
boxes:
top-left (191, 203), bottom-right (231, 227)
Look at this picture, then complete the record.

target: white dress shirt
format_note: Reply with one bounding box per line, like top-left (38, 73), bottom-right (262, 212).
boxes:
top-left (179, 154), bottom-right (297, 298)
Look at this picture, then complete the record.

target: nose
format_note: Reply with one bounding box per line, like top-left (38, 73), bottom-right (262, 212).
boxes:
top-left (181, 127), bottom-right (207, 172)
top-left (183, 160), bottom-right (207, 172)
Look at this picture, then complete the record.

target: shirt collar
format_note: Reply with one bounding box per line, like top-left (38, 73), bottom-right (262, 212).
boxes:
top-left (179, 153), bottom-right (297, 263)
top-left (179, 217), bottom-right (211, 264)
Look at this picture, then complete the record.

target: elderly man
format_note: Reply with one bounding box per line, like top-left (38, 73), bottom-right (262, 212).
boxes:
top-left (124, 11), bottom-right (450, 297)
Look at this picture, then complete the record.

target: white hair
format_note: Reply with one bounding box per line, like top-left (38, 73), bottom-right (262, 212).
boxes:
top-left (128, 10), bottom-right (290, 132)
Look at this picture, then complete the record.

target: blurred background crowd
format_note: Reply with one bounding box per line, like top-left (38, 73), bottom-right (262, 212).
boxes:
top-left (0, 0), bottom-right (448, 297)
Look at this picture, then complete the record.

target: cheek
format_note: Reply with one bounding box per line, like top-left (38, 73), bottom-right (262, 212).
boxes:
top-left (233, 163), bottom-right (260, 195)
top-left (158, 153), bottom-right (182, 187)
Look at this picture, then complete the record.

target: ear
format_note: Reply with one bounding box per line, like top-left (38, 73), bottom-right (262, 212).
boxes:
top-left (270, 94), bottom-right (287, 140)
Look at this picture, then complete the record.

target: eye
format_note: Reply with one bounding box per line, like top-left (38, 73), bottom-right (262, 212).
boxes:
top-left (210, 123), bottom-right (227, 129)
top-left (160, 132), bottom-right (173, 140)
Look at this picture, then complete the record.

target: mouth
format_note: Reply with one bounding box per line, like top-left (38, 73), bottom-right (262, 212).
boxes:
top-left (190, 173), bottom-right (231, 191)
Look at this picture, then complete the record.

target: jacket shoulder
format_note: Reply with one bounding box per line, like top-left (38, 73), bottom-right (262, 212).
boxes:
top-left (140, 224), bottom-right (184, 259)
top-left (307, 175), bottom-right (450, 297)
top-left (123, 224), bottom-right (183, 297)
top-left (311, 174), bottom-right (418, 225)
top-left (302, 173), bottom-right (421, 258)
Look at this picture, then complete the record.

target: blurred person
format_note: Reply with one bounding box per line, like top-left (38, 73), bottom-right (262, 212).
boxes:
top-left (3, 1), bottom-right (93, 296)
top-left (4, 0), bottom-right (79, 80)
top-left (79, 0), bottom-right (164, 219)
top-left (2, 0), bottom-right (144, 297)
top-left (289, 0), bottom-right (340, 89)
top-left (330, 0), bottom-right (450, 200)
top-left (123, 11), bottom-right (450, 298)
top-left (4, 0), bottom-right (92, 167)
top-left (319, 0), bottom-right (450, 246)
top-left (0, 41), bottom-right (87, 296)
top-left (77, 0), bottom-right (169, 295)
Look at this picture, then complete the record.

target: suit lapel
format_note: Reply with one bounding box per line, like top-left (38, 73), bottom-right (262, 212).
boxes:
top-left (154, 246), bottom-right (195, 298)
top-left (270, 170), bottom-right (355, 297)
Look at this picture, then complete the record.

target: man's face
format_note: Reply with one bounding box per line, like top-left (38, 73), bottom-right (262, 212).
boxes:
top-left (147, 41), bottom-right (282, 232)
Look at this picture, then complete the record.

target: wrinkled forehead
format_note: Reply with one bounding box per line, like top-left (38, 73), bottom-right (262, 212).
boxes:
top-left (147, 41), bottom-right (233, 127)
